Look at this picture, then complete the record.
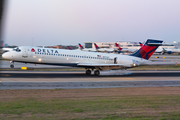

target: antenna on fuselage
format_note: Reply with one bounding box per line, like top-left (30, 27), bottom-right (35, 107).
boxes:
top-left (32, 37), bottom-right (34, 46)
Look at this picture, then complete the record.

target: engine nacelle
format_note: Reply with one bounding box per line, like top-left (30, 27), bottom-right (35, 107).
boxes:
top-left (167, 51), bottom-right (172, 54)
top-left (116, 57), bottom-right (140, 68)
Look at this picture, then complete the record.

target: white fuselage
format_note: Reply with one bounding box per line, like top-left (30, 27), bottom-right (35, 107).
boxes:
top-left (2, 46), bottom-right (150, 69)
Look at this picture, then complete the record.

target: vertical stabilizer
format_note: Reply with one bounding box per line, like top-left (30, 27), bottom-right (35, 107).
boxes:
top-left (130, 39), bottom-right (163, 60)
top-left (68, 46), bottom-right (72, 50)
top-left (115, 43), bottom-right (122, 51)
top-left (78, 43), bottom-right (84, 50)
top-left (94, 43), bottom-right (100, 50)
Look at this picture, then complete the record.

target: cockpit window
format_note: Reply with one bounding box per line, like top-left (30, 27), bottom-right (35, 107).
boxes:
top-left (13, 47), bottom-right (21, 52)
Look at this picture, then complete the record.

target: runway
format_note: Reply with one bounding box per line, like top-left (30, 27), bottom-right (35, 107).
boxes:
top-left (0, 70), bottom-right (180, 89)
top-left (1, 70), bottom-right (180, 78)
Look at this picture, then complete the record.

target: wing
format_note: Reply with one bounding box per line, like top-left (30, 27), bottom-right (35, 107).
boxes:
top-left (77, 63), bottom-right (132, 70)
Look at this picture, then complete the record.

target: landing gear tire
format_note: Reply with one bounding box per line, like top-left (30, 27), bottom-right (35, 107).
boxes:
top-left (10, 64), bottom-right (14, 68)
top-left (94, 70), bottom-right (100, 76)
top-left (86, 70), bottom-right (91, 75)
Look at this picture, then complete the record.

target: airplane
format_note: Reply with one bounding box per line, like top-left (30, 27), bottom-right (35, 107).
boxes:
top-left (79, 43), bottom-right (124, 53)
top-left (78, 43), bottom-right (118, 53)
top-left (94, 43), bottom-right (116, 53)
top-left (115, 43), bottom-right (138, 53)
top-left (2, 39), bottom-right (163, 76)
top-left (78, 43), bottom-right (97, 52)
top-left (1, 47), bottom-right (13, 52)
top-left (162, 48), bottom-right (180, 54)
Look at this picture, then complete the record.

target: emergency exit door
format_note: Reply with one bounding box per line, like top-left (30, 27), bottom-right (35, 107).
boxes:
top-left (22, 49), bottom-right (28, 58)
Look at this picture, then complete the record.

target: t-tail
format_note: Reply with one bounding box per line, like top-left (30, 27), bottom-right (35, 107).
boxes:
top-left (78, 43), bottom-right (84, 50)
top-left (94, 43), bottom-right (100, 50)
top-left (130, 39), bottom-right (163, 60)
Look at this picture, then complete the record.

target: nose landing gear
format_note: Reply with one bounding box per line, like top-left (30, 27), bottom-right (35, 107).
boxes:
top-left (10, 64), bottom-right (14, 68)
top-left (10, 61), bottom-right (14, 68)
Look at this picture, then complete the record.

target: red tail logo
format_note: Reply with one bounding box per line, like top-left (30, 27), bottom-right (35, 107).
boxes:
top-left (115, 43), bottom-right (122, 51)
top-left (139, 45), bottom-right (157, 60)
top-left (130, 39), bottom-right (163, 60)
top-left (68, 46), bottom-right (72, 50)
top-left (78, 44), bottom-right (84, 50)
top-left (94, 43), bottom-right (99, 49)
top-left (31, 48), bottom-right (35, 52)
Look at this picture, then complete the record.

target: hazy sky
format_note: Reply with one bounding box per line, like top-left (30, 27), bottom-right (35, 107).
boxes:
top-left (2, 0), bottom-right (180, 46)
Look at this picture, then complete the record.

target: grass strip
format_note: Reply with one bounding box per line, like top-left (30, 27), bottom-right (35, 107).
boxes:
top-left (0, 90), bottom-right (180, 119)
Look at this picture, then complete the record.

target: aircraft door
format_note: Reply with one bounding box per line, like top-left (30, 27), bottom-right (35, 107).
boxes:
top-left (22, 48), bottom-right (28, 58)
top-left (114, 57), bottom-right (117, 64)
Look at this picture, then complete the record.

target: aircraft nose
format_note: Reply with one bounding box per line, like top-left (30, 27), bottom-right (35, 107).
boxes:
top-left (2, 52), bottom-right (12, 60)
top-left (2, 53), bottom-right (7, 59)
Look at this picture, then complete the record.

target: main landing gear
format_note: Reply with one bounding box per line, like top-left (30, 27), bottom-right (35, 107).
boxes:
top-left (10, 61), bottom-right (14, 68)
top-left (94, 70), bottom-right (100, 76)
top-left (85, 69), bottom-right (100, 76)
top-left (86, 70), bottom-right (91, 75)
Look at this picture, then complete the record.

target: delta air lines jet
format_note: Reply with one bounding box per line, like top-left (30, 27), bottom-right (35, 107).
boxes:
top-left (2, 39), bottom-right (163, 76)
top-left (78, 43), bottom-right (97, 52)
top-left (115, 43), bottom-right (138, 53)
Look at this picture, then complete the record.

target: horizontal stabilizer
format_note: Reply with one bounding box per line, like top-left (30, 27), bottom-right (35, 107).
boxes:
top-left (147, 43), bottom-right (162, 46)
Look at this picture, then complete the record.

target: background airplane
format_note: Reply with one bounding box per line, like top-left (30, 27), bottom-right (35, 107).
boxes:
top-left (79, 42), bottom-right (125, 53)
top-left (78, 43), bottom-right (117, 53)
top-left (115, 43), bottom-right (138, 53)
top-left (94, 43), bottom-right (116, 53)
top-left (162, 48), bottom-right (180, 54)
top-left (1, 47), bottom-right (13, 52)
top-left (78, 43), bottom-right (97, 52)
